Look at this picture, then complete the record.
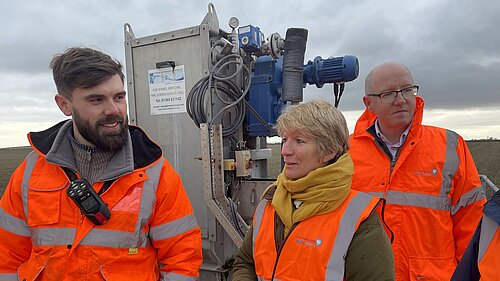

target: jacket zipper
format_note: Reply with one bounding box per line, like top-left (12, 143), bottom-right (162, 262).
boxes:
top-left (389, 157), bottom-right (397, 178)
top-left (270, 223), bottom-right (298, 280)
top-left (86, 148), bottom-right (92, 162)
top-left (371, 139), bottom-right (393, 194)
top-left (388, 138), bottom-right (411, 183)
top-left (371, 134), bottom-right (409, 185)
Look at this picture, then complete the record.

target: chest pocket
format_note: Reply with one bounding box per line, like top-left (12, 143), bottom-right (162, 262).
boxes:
top-left (27, 175), bottom-right (67, 227)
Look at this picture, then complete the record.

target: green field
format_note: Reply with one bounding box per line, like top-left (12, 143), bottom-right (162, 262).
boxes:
top-left (467, 140), bottom-right (500, 186)
top-left (0, 146), bottom-right (32, 196)
top-left (1, 141), bottom-right (498, 197)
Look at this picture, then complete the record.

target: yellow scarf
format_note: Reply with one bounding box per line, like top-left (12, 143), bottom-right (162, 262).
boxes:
top-left (270, 152), bottom-right (353, 234)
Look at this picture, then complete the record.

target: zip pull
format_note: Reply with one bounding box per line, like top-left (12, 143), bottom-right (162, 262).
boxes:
top-left (86, 148), bottom-right (92, 162)
top-left (389, 157), bottom-right (397, 178)
top-left (390, 158), bottom-right (396, 169)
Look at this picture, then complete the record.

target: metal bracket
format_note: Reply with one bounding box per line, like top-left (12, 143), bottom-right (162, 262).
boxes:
top-left (200, 123), bottom-right (248, 247)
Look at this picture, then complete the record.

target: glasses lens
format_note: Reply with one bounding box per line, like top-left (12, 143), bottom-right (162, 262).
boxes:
top-left (402, 87), bottom-right (417, 98)
top-left (380, 92), bottom-right (397, 103)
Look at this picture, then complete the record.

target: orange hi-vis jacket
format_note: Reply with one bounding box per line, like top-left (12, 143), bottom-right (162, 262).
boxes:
top-left (452, 190), bottom-right (500, 281)
top-left (252, 190), bottom-right (381, 281)
top-left (0, 120), bottom-right (202, 281)
top-left (349, 97), bottom-right (486, 280)
top-left (477, 212), bottom-right (499, 280)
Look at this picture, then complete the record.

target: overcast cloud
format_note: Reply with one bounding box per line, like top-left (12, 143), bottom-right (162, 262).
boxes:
top-left (1, 0), bottom-right (499, 148)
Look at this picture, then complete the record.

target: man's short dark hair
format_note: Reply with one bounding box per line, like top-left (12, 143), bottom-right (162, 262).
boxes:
top-left (50, 47), bottom-right (124, 99)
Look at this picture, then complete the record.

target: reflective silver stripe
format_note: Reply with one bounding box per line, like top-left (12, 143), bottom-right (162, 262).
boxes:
top-left (130, 160), bottom-right (162, 246)
top-left (366, 187), bottom-right (485, 213)
top-left (81, 229), bottom-right (151, 248)
top-left (0, 207), bottom-right (31, 237)
top-left (451, 186), bottom-right (486, 215)
top-left (150, 213), bottom-right (198, 241)
top-left (159, 272), bottom-right (197, 281)
top-left (366, 190), bottom-right (451, 211)
top-left (441, 130), bottom-right (459, 196)
top-left (252, 199), bottom-right (268, 256)
top-left (366, 192), bottom-right (384, 198)
top-left (31, 227), bottom-right (152, 249)
top-left (326, 192), bottom-right (374, 281)
top-left (32, 227), bottom-right (76, 246)
top-left (0, 273), bottom-right (18, 281)
top-left (478, 215), bottom-right (498, 262)
top-left (21, 151), bottom-right (39, 220)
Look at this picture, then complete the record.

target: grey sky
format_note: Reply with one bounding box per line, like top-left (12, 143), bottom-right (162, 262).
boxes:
top-left (1, 0), bottom-right (499, 148)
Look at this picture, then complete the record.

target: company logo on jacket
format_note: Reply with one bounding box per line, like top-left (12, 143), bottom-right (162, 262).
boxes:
top-left (414, 168), bottom-right (438, 177)
top-left (296, 236), bottom-right (322, 248)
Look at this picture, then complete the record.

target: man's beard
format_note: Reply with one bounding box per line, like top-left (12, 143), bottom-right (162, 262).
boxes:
top-left (73, 110), bottom-right (129, 152)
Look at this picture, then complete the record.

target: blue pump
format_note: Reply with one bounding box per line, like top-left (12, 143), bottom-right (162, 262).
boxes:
top-left (246, 55), bottom-right (359, 137)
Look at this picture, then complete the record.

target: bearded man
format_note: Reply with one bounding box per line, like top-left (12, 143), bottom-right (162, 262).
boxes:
top-left (0, 47), bottom-right (202, 280)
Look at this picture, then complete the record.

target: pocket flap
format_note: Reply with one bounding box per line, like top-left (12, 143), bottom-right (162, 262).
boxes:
top-left (27, 183), bottom-right (64, 226)
top-left (18, 261), bottom-right (46, 281)
top-left (409, 256), bottom-right (455, 280)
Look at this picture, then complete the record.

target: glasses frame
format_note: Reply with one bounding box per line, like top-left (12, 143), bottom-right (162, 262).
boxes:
top-left (367, 85), bottom-right (419, 103)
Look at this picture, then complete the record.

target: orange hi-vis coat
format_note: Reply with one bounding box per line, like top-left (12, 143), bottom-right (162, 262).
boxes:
top-left (477, 214), bottom-right (499, 280)
top-left (349, 97), bottom-right (486, 280)
top-left (0, 120), bottom-right (202, 281)
top-left (451, 190), bottom-right (500, 281)
top-left (252, 190), bottom-right (380, 280)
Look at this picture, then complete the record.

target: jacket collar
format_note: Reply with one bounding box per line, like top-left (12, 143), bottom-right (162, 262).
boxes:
top-left (352, 96), bottom-right (425, 140)
top-left (28, 120), bottom-right (162, 180)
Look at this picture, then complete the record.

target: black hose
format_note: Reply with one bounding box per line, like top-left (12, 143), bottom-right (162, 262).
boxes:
top-left (282, 28), bottom-right (308, 103)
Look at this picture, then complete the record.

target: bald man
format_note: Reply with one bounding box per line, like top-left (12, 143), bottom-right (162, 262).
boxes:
top-left (349, 62), bottom-right (486, 280)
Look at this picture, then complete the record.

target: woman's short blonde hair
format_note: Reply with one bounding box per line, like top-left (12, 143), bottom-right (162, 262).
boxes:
top-left (276, 99), bottom-right (349, 159)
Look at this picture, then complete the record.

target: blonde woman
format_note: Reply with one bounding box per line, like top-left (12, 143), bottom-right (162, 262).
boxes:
top-left (233, 100), bottom-right (394, 281)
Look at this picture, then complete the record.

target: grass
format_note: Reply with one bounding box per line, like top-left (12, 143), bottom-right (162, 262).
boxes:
top-left (0, 146), bottom-right (32, 196)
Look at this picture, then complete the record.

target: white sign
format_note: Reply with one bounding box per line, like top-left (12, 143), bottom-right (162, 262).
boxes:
top-left (148, 65), bottom-right (187, 115)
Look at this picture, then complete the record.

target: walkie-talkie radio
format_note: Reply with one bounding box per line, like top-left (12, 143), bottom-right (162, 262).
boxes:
top-left (67, 178), bottom-right (111, 225)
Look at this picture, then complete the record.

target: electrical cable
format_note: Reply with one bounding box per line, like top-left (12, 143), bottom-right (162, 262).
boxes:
top-left (333, 83), bottom-right (345, 108)
top-left (228, 197), bottom-right (246, 238)
top-left (188, 45), bottom-right (277, 138)
top-left (187, 53), bottom-right (251, 138)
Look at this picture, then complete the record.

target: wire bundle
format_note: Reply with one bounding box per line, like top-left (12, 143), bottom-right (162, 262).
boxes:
top-left (186, 54), bottom-right (251, 137)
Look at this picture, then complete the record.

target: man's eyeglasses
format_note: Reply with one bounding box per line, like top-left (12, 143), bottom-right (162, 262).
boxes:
top-left (367, 85), bottom-right (419, 103)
